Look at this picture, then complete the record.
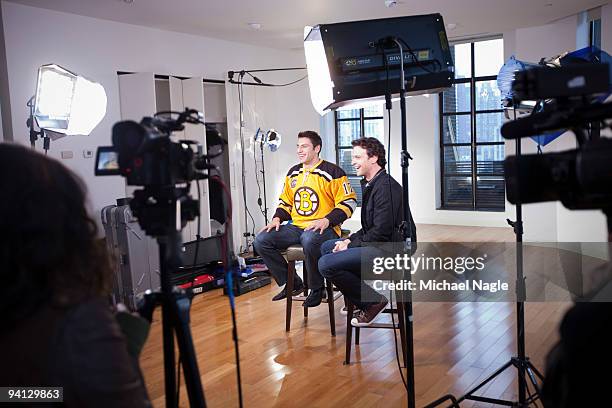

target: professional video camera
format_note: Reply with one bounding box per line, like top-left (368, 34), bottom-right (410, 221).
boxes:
top-left (95, 108), bottom-right (219, 407)
top-left (502, 63), bottom-right (612, 216)
top-left (501, 62), bottom-right (612, 408)
top-left (96, 109), bottom-right (214, 236)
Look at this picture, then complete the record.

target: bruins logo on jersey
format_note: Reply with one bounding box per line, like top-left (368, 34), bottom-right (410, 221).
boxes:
top-left (294, 187), bottom-right (319, 216)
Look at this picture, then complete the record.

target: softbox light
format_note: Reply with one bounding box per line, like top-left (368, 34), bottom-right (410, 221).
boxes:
top-left (34, 64), bottom-right (107, 135)
top-left (304, 14), bottom-right (454, 115)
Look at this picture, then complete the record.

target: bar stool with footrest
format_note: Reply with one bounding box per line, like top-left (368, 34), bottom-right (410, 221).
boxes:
top-left (285, 244), bottom-right (341, 335)
top-left (344, 297), bottom-right (408, 366)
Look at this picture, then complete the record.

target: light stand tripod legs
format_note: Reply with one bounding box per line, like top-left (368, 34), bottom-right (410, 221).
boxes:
top-left (394, 38), bottom-right (417, 408)
top-left (424, 128), bottom-right (543, 408)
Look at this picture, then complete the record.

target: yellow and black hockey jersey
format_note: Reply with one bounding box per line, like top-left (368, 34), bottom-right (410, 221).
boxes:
top-left (273, 160), bottom-right (357, 236)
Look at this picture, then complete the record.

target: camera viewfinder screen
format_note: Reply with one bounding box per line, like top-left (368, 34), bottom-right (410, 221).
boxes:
top-left (95, 147), bottom-right (120, 176)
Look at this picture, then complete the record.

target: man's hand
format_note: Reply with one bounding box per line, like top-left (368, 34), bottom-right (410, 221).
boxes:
top-left (260, 217), bottom-right (281, 233)
top-left (333, 239), bottom-right (351, 253)
top-left (304, 218), bottom-right (330, 234)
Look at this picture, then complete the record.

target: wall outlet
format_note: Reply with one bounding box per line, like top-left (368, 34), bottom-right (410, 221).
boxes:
top-left (61, 151), bottom-right (74, 159)
top-left (83, 149), bottom-right (94, 158)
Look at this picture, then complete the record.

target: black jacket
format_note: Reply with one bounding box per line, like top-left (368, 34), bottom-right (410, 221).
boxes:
top-left (0, 297), bottom-right (151, 407)
top-left (348, 170), bottom-right (416, 247)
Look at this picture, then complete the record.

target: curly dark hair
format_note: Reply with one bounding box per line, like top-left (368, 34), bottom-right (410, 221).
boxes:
top-left (351, 137), bottom-right (387, 168)
top-left (0, 143), bottom-right (111, 328)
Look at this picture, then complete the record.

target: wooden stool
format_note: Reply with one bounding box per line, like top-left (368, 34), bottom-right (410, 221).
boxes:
top-left (344, 297), bottom-right (408, 365)
top-left (285, 244), bottom-right (339, 336)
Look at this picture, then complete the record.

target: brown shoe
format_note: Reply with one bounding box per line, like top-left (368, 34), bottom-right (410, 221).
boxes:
top-left (351, 299), bottom-right (389, 327)
top-left (340, 306), bottom-right (361, 316)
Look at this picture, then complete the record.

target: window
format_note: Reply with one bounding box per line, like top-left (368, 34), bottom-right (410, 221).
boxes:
top-left (439, 38), bottom-right (505, 211)
top-left (334, 105), bottom-right (384, 204)
top-left (590, 18), bottom-right (601, 48)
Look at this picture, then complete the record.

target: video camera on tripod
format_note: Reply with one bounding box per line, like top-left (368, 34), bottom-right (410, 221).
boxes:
top-left (95, 108), bottom-right (220, 407)
top-left (500, 61), bottom-right (612, 408)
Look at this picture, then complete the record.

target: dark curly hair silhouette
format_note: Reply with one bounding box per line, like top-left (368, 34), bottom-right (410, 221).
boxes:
top-left (0, 143), bottom-right (110, 328)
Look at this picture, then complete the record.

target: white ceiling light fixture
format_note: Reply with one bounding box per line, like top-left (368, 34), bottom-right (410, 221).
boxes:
top-left (248, 22), bottom-right (262, 30)
top-left (33, 64), bottom-right (107, 136)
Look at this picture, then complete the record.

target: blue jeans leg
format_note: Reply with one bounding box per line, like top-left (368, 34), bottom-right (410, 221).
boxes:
top-left (299, 228), bottom-right (339, 289)
top-left (318, 246), bottom-right (385, 310)
top-left (253, 224), bottom-right (303, 286)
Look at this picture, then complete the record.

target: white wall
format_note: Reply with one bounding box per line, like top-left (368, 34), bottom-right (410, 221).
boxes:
top-left (604, 4), bottom-right (612, 53)
top-left (203, 83), bottom-right (227, 123)
top-left (224, 72), bottom-right (320, 251)
top-left (1, 1), bottom-right (318, 251)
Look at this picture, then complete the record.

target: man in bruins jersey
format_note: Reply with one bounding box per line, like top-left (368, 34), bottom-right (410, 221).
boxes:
top-left (254, 131), bottom-right (357, 307)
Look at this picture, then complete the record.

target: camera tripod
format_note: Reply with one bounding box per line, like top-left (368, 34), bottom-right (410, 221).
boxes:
top-left (133, 187), bottom-right (207, 408)
top-left (425, 131), bottom-right (543, 408)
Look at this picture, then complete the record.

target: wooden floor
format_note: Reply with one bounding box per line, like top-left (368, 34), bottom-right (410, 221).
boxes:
top-left (140, 224), bottom-right (571, 407)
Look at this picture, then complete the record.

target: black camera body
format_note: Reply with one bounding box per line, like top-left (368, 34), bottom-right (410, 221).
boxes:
top-left (113, 119), bottom-right (198, 186)
top-left (504, 137), bottom-right (612, 210)
top-left (96, 109), bottom-right (210, 237)
top-left (96, 111), bottom-right (207, 186)
top-left (502, 63), bottom-right (612, 213)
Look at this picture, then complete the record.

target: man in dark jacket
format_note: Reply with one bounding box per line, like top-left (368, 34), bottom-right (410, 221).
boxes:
top-left (318, 137), bottom-right (416, 326)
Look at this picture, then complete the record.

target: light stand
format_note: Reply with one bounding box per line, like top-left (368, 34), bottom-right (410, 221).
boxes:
top-left (259, 136), bottom-right (269, 224)
top-left (425, 106), bottom-right (544, 408)
top-left (374, 36), bottom-right (418, 406)
top-left (236, 71), bottom-right (253, 252)
top-left (393, 38), bottom-right (417, 408)
top-left (257, 129), bottom-right (282, 225)
top-left (26, 96), bottom-right (50, 154)
top-left (456, 133), bottom-right (544, 407)
top-left (374, 36), bottom-right (419, 406)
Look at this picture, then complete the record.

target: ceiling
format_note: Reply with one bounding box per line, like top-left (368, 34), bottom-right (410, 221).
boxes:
top-left (6, 0), bottom-right (608, 50)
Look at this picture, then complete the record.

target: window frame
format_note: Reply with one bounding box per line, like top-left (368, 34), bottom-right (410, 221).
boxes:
top-left (439, 39), bottom-right (506, 212)
top-left (334, 107), bottom-right (384, 205)
top-left (589, 18), bottom-right (601, 48)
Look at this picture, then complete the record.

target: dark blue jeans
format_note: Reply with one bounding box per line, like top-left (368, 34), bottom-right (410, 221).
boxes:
top-left (253, 224), bottom-right (338, 289)
top-left (318, 239), bottom-right (386, 310)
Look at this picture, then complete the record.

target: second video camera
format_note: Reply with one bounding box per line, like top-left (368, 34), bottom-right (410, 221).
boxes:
top-left (502, 63), bottom-right (612, 212)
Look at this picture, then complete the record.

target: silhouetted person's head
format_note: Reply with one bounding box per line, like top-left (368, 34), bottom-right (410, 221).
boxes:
top-left (0, 143), bottom-right (110, 328)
